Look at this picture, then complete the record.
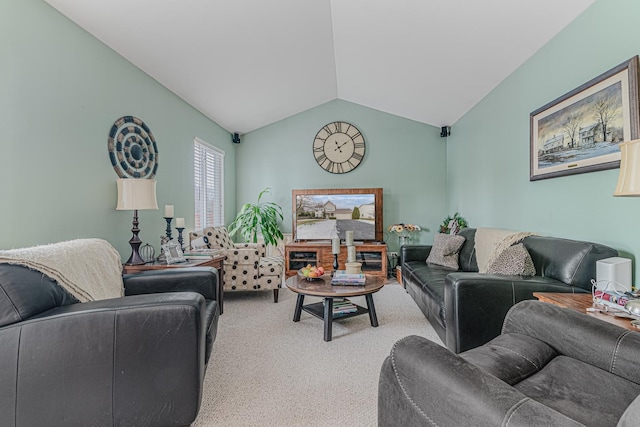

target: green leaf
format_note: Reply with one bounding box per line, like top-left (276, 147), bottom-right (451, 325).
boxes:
top-left (229, 187), bottom-right (284, 245)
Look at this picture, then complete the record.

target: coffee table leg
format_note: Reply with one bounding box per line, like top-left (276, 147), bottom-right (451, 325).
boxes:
top-left (324, 297), bottom-right (333, 342)
top-left (293, 294), bottom-right (304, 322)
top-left (365, 294), bottom-right (379, 327)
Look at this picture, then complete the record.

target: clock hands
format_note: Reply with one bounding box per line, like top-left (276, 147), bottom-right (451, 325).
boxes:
top-left (334, 140), bottom-right (349, 152)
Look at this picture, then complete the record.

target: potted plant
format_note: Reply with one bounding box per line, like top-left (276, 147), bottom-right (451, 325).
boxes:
top-left (228, 187), bottom-right (284, 245)
top-left (438, 212), bottom-right (468, 235)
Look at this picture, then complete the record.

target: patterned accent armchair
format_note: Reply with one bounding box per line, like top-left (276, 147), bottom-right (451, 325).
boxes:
top-left (190, 226), bottom-right (284, 302)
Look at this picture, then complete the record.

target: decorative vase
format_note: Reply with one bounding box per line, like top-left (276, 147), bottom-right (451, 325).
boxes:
top-left (398, 235), bottom-right (409, 247)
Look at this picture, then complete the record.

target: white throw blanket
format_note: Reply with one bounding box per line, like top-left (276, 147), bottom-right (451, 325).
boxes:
top-left (475, 228), bottom-right (537, 273)
top-left (0, 238), bottom-right (124, 302)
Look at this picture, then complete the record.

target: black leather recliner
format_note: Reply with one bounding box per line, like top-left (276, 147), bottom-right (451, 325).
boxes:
top-left (0, 264), bottom-right (219, 427)
top-left (379, 300), bottom-right (640, 426)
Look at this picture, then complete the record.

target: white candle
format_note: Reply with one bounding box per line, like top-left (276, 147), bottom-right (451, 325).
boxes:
top-left (176, 217), bottom-right (185, 228)
top-left (332, 237), bottom-right (340, 254)
top-left (346, 230), bottom-right (354, 246)
top-left (164, 205), bottom-right (174, 218)
top-left (347, 246), bottom-right (356, 263)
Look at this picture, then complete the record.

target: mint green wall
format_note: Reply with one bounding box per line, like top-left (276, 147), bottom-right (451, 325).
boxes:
top-left (447, 0), bottom-right (640, 279)
top-left (0, 0), bottom-right (236, 259)
top-left (236, 100), bottom-right (447, 252)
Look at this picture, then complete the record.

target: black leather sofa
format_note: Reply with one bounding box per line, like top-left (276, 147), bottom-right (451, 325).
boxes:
top-left (379, 300), bottom-right (640, 427)
top-left (0, 264), bottom-right (219, 427)
top-left (401, 228), bottom-right (617, 353)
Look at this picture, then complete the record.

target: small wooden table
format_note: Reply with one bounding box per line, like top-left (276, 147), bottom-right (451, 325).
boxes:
top-left (123, 256), bottom-right (225, 314)
top-left (286, 274), bottom-right (384, 342)
top-left (533, 292), bottom-right (637, 331)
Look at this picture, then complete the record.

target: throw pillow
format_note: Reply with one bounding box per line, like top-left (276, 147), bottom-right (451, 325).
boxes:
top-left (486, 243), bottom-right (536, 276)
top-left (426, 233), bottom-right (466, 270)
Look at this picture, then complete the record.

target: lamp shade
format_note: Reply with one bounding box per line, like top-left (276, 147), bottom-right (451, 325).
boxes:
top-left (614, 139), bottom-right (640, 197)
top-left (116, 179), bottom-right (158, 210)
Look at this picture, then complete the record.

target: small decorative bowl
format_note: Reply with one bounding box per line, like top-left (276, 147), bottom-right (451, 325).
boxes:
top-left (298, 269), bottom-right (323, 281)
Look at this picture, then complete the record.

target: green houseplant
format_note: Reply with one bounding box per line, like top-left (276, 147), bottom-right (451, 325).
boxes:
top-left (228, 188), bottom-right (284, 245)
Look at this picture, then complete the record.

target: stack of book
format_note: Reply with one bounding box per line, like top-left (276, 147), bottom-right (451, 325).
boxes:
top-left (331, 270), bottom-right (366, 286)
top-left (182, 249), bottom-right (225, 261)
top-left (332, 299), bottom-right (358, 315)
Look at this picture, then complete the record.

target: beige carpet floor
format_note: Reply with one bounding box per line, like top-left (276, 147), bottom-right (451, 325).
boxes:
top-left (192, 281), bottom-right (442, 427)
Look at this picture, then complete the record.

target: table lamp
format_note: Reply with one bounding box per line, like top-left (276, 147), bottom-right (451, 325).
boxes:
top-left (614, 139), bottom-right (640, 196)
top-left (116, 178), bottom-right (158, 265)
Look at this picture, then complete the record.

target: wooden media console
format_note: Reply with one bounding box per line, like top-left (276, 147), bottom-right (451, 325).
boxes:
top-left (285, 242), bottom-right (387, 279)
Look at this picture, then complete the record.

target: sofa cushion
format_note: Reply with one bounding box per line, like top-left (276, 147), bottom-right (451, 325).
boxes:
top-left (403, 261), bottom-right (451, 337)
top-left (426, 233), bottom-right (465, 270)
top-left (461, 333), bottom-right (557, 385)
top-left (0, 264), bottom-right (78, 327)
top-left (523, 235), bottom-right (617, 291)
top-left (486, 243), bottom-right (536, 276)
top-left (457, 228), bottom-right (478, 272)
top-left (514, 355), bottom-right (640, 427)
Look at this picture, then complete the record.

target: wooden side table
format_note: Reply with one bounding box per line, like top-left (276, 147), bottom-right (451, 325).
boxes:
top-left (123, 256), bottom-right (225, 314)
top-left (533, 292), bottom-right (636, 331)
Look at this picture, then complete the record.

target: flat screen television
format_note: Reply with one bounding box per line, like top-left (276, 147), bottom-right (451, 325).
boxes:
top-left (292, 188), bottom-right (383, 242)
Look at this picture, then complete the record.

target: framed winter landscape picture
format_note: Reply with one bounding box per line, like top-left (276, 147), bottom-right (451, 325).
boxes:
top-left (530, 56), bottom-right (640, 181)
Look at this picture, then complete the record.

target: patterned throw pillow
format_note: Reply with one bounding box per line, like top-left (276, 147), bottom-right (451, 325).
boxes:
top-left (426, 233), bottom-right (466, 270)
top-left (486, 243), bottom-right (536, 276)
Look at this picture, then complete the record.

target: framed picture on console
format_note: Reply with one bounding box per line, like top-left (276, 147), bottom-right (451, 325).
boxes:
top-left (530, 56), bottom-right (640, 181)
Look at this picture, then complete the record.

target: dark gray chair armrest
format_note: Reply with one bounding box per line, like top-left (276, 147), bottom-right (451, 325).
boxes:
top-left (0, 293), bottom-right (207, 426)
top-left (444, 273), bottom-right (587, 353)
top-left (400, 245), bottom-right (431, 264)
top-left (503, 300), bottom-right (640, 384)
top-left (378, 335), bottom-right (582, 427)
top-left (123, 267), bottom-right (218, 300)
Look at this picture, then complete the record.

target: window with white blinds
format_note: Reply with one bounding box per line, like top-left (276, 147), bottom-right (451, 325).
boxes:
top-left (194, 137), bottom-right (224, 230)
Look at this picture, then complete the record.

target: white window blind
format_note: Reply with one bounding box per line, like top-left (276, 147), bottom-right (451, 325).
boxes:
top-left (194, 137), bottom-right (224, 230)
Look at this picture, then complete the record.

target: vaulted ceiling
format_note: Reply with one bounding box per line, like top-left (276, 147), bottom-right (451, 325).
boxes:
top-left (44, 0), bottom-right (595, 134)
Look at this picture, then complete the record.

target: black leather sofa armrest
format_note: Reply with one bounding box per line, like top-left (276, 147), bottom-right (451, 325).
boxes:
top-left (400, 245), bottom-right (431, 264)
top-left (0, 292), bottom-right (207, 426)
top-left (503, 300), bottom-right (640, 384)
top-left (378, 335), bottom-right (581, 427)
top-left (123, 267), bottom-right (218, 300)
top-left (444, 273), bottom-right (587, 353)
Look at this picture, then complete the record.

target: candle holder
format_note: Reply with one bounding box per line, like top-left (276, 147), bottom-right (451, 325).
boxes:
top-left (176, 227), bottom-right (185, 248)
top-left (164, 217), bottom-right (173, 241)
top-left (332, 254), bottom-right (339, 276)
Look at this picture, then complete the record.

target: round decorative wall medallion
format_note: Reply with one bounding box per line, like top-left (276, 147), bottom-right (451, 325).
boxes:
top-left (108, 116), bottom-right (158, 179)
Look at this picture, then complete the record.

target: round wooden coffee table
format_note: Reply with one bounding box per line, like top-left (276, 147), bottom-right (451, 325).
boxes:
top-left (285, 274), bottom-right (385, 341)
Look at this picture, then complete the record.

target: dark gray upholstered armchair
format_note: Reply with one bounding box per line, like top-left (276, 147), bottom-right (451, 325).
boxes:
top-left (379, 300), bottom-right (640, 427)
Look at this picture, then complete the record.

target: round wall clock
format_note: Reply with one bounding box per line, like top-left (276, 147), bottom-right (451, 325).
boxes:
top-left (107, 116), bottom-right (158, 179)
top-left (312, 121), bottom-right (365, 174)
